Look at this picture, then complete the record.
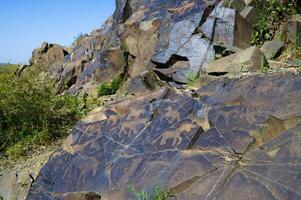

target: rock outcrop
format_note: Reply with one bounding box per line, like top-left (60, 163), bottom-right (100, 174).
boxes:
top-left (27, 72), bottom-right (301, 200)
top-left (10, 1), bottom-right (300, 200)
top-left (29, 0), bottom-right (256, 92)
top-left (205, 46), bottom-right (266, 75)
top-left (29, 42), bottom-right (69, 67)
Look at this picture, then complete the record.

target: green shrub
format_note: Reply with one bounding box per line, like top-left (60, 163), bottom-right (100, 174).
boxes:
top-left (0, 66), bottom-right (82, 159)
top-left (97, 75), bottom-right (124, 96)
top-left (186, 71), bottom-right (199, 86)
top-left (0, 64), bottom-right (18, 74)
top-left (128, 185), bottom-right (173, 200)
top-left (252, 0), bottom-right (297, 46)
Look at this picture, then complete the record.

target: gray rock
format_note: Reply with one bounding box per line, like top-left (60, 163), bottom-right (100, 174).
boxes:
top-left (155, 61), bottom-right (190, 79)
top-left (152, 20), bottom-right (197, 64)
top-left (281, 20), bottom-right (301, 47)
top-left (201, 3), bottom-right (254, 49)
top-left (171, 36), bottom-right (215, 83)
top-left (260, 39), bottom-right (283, 60)
top-left (206, 46), bottom-right (267, 74)
top-left (222, 0), bottom-right (246, 12)
top-left (287, 58), bottom-right (301, 67)
top-left (152, 19), bottom-right (215, 83)
top-left (240, 5), bottom-right (257, 25)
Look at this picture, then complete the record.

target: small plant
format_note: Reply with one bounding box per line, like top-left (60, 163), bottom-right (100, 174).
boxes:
top-left (97, 75), bottom-right (124, 96)
top-left (128, 184), bottom-right (173, 200)
top-left (251, 0), bottom-right (297, 46)
top-left (259, 54), bottom-right (269, 73)
top-left (186, 71), bottom-right (199, 86)
top-left (74, 33), bottom-right (84, 43)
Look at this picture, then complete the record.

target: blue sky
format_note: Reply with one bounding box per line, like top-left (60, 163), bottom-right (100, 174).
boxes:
top-left (0, 0), bottom-right (115, 64)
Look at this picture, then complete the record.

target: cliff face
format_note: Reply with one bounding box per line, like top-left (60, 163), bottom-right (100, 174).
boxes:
top-left (18, 0), bottom-right (301, 199)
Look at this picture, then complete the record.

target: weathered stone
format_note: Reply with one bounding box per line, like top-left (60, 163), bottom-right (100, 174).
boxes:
top-left (201, 3), bottom-right (254, 49)
top-left (61, 46), bottom-right (126, 95)
top-left (244, 0), bottom-right (255, 5)
top-left (152, 20), bottom-right (197, 64)
top-left (124, 19), bottom-right (160, 77)
top-left (155, 61), bottom-right (190, 79)
top-left (118, 71), bottom-right (165, 97)
top-left (0, 147), bottom-right (55, 200)
top-left (222, 0), bottom-right (246, 12)
top-left (153, 27), bottom-right (215, 83)
top-left (205, 46), bottom-right (267, 74)
top-left (82, 107), bottom-right (107, 124)
top-left (260, 39), bottom-right (283, 60)
top-left (240, 5), bottom-right (257, 25)
top-left (27, 0), bottom-right (259, 91)
top-left (281, 20), bottom-right (301, 47)
top-left (27, 73), bottom-right (301, 200)
top-left (62, 192), bottom-right (101, 200)
top-left (29, 42), bottom-right (69, 67)
top-left (152, 20), bottom-right (215, 82)
top-left (287, 58), bottom-right (301, 67)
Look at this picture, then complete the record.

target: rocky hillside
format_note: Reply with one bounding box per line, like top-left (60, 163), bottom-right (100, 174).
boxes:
top-left (1, 0), bottom-right (301, 199)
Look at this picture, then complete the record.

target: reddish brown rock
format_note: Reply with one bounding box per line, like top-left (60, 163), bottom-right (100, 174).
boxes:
top-left (29, 42), bottom-right (69, 67)
top-left (28, 73), bottom-right (301, 200)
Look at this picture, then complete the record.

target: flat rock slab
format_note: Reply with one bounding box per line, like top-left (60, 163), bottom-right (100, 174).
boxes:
top-left (28, 73), bottom-right (301, 200)
top-left (205, 46), bottom-right (266, 74)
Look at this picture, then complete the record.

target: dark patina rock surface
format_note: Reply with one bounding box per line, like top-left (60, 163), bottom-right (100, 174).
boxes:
top-left (27, 72), bottom-right (301, 200)
top-left (23, 1), bottom-right (301, 200)
top-left (29, 0), bottom-right (256, 92)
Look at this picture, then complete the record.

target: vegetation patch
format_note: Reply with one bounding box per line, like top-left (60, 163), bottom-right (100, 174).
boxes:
top-left (0, 65), bottom-right (83, 159)
top-left (186, 71), bottom-right (199, 86)
top-left (128, 185), bottom-right (174, 200)
top-left (252, 0), bottom-right (297, 46)
top-left (0, 64), bottom-right (18, 74)
top-left (97, 75), bottom-right (124, 96)
top-left (278, 44), bottom-right (301, 63)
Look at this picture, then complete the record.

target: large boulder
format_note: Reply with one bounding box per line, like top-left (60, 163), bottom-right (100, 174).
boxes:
top-left (27, 73), bottom-right (301, 200)
top-left (205, 46), bottom-right (267, 74)
top-left (29, 42), bottom-right (69, 67)
top-left (201, 3), bottom-right (254, 49)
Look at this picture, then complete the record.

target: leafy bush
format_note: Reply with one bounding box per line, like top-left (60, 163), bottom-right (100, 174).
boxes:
top-left (128, 185), bottom-right (173, 200)
top-left (97, 75), bottom-right (124, 96)
top-left (252, 0), bottom-right (297, 46)
top-left (0, 66), bottom-right (82, 159)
